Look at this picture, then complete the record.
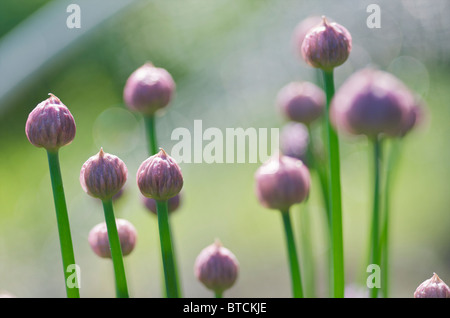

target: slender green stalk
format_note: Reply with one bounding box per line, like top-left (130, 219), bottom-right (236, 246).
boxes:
top-left (156, 199), bottom-right (180, 298)
top-left (102, 199), bottom-right (129, 298)
top-left (369, 136), bottom-right (382, 298)
top-left (144, 115), bottom-right (159, 156)
top-left (321, 70), bottom-right (344, 298)
top-left (380, 139), bottom-right (401, 298)
top-left (281, 210), bottom-right (304, 298)
top-left (46, 150), bottom-right (80, 298)
top-left (215, 291), bottom-right (223, 298)
top-left (298, 205), bottom-right (315, 297)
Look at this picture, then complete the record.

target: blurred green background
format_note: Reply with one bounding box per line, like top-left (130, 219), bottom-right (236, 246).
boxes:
top-left (0, 0), bottom-right (449, 298)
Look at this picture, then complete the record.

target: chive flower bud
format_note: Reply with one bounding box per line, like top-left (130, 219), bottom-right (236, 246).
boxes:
top-left (292, 16), bottom-right (322, 60)
top-left (277, 82), bottom-right (325, 125)
top-left (123, 62), bottom-right (175, 115)
top-left (301, 16), bottom-right (352, 71)
top-left (194, 239), bottom-right (239, 295)
top-left (25, 93), bottom-right (76, 152)
top-left (143, 192), bottom-right (182, 215)
top-left (414, 273), bottom-right (450, 298)
top-left (88, 219), bottom-right (137, 258)
top-left (136, 148), bottom-right (183, 201)
top-left (255, 154), bottom-right (310, 211)
top-left (330, 68), bottom-right (416, 138)
top-left (280, 122), bottom-right (309, 164)
top-left (80, 148), bottom-right (128, 200)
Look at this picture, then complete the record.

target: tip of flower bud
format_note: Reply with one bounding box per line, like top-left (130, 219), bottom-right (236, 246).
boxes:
top-left (47, 93), bottom-right (61, 104)
top-left (158, 148), bottom-right (168, 158)
top-left (98, 147), bottom-right (105, 158)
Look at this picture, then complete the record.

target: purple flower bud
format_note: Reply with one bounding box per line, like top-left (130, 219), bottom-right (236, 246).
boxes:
top-left (330, 68), bottom-right (416, 138)
top-left (277, 81), bottom-right (325, 125)
top-left (255, 154), bottom-right (311, 211)
top-left (137, 148), bottom-right (183, 201)
top-left (142, 192), bottom-right (182, 215)
top-left (292, 16), bottom-right (322, 61)
top-left (80, 148), bottom-right (128, 200)
top-left (123, 63), bottom-right (175, 115)
top-left (88, 219), bottom-right (137, 258)
top-left (399, 98), bottom-right (426, 137)
top-left (414, 273), bottom-right (450, 298)
top-left (194, 240), bottom-right (239, 294)
top-left (301, 16), bottom-right (352, 71)
top-left (280, 122), bottom-right (309, 164)
top-left (25, 94), bottom-right (76, 151)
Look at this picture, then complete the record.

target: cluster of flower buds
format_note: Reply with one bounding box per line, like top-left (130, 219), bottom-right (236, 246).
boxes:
top-left (80, 148), bottom-right (128, 201)
top-left (137, 148), bottom-right (183, 201)
top-left (277, 81), bottom-right (325, 125)
top-left (25, 94), bottom-right (76, 152)
top-left (301, 16), bottom-right (352, 71)
top-left (255, 154), bottom-right (310, 211)
top-left (88, 219), bottom-right (137, 258)
top-left (143, 192), bottom-right (182, 215)
top-left (194, 240), bottom-right (239, 295)
top-left (414, 273), bottom-right (450, 298)
top-left (124, 62), bottom-right (175, 116)
top-left (331, 68), bottom-right (421, 138)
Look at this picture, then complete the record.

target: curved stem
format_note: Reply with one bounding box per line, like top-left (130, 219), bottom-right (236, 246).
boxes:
top-left (380, 139), bottom-right (401, 298)
top-left (281, 210), bottom-right (304, 298)
top-left (46, 150), bottom-right (80, 298)
top-left (144, 115), bottom-right (159, 156)
top-left (156, 200), bottom-right (180, 298)
top-left (102, 199), bottom-right (129, 298)
top-left (369, 136), bottom-right (382, 298)
top-left (321, 69), bottom-right (344, 298)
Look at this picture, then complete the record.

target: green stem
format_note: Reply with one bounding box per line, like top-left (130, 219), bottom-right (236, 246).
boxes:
top-left (380, 139), bottom-right (401, 298)
top-left (215, 290), bottom-right (223, 298)
top-left (369, 136), bottom-right (382, 298)
top-left (321, 69), bottom-right (344, 298)
top-left (156, 200), bottom-right (180, 298)
top-left (281, 210), bottom-right (304, 298)
top-left (102, 199), bottom-right (129, 298)
top-left (46, 150), bottom-right (80, 298)
top-left (298, 205), bottom-right (315, 298)
top-left (144, 115), bottom-right (159, 156)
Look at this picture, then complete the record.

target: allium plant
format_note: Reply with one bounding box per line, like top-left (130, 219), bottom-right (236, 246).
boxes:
top-left (414, 273), bottom-right (450, 298)
top-left (255, 154), bottom-right (310, 298)
top-left (137, 148), bottom-right (184, 298)
top-left (301, 16), bottom-right (352, 298)
top-left (331, 68), bottom-right (419, 298)
top-left (25, 94), bottom-right (79, 298)
top-left (89, 219), bottom-right (137, 258)
top-left (80, 148), bottom-right (129, 298)
top-left (124, 62), bottom-right (175, 156)
top-left (194, 240), bottom-right (239, 298)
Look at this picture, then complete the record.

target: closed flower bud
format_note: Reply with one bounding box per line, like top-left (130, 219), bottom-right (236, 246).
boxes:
top-left (255, 154), bottom-right (310, 211)
top-left (414, 273), bottom-right (450, 298)
top-left (194, 240), bottom-right (239, 294)
top-left (136, 148), bottom-right (183, 201)
top-left (123, 63), bottom-right (175, 115)
top-left (88, 219), bottom-right (137, 258)
top-left (399, 98), bottom-right (426, 137)
top-left (292, 16), bottom-right (323, 61)
top-left (301, 16), bottom-right (352, 71)
top-left (280, 122), bottom-right (309, 164)
top-left (25, 94), bottom-right (76, 151)
top-left (277, 81), bottom-right (325, 125)
top-left (80, 148), bottom-right (128, 200)
top-left (330, 68), bottom-right (416, 138)
top-left (143, 192), bottom-right (182, 215)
